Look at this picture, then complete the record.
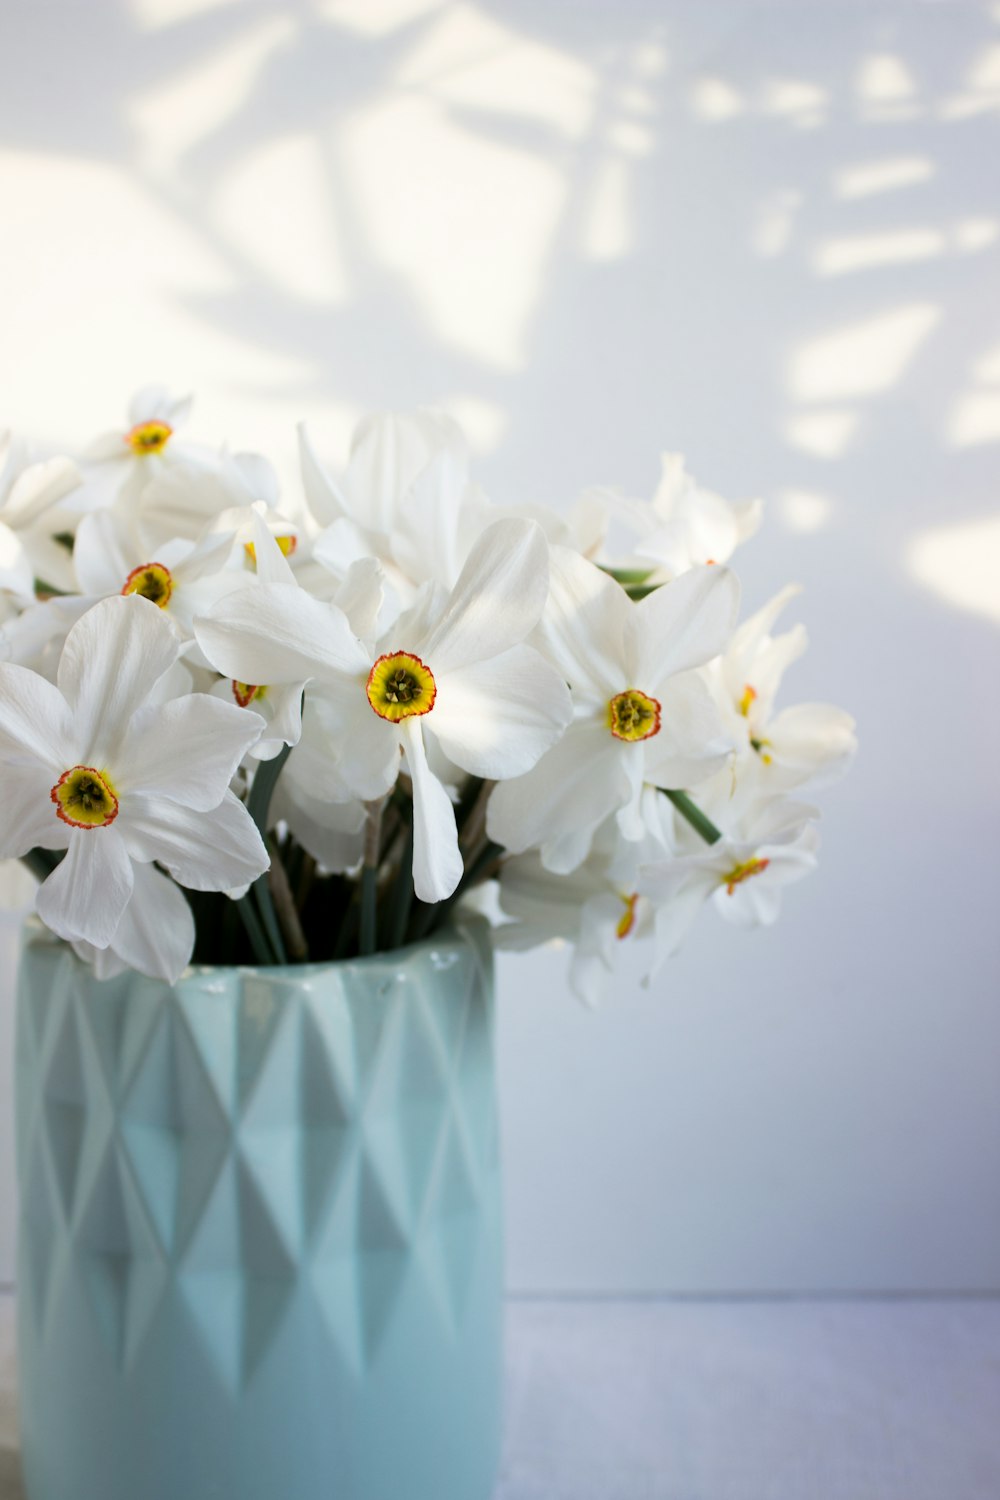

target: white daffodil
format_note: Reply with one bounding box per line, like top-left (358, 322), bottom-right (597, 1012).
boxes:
top-left (640, 797), bottom-right (819, 970)
top-left (709, 583), bottom-right (858, 792)
top-left (302, 409), bottom-right (492, 601)
top-left (74, 385), bottom-right (220, 521)
top-left (0, 433), bottom-right (82, 605)
top-left (611, 453), bottom-right (762, 581)
top-left (195, 517), bottom-right (572, 902)
top-left (487, 547), bottom-right (739, 873)
top-left (0, 594), bottom-right (268, 975)
top-left (139, 447), bottom-right (285, 554)
top-left (72, 509), bottom-right (238, 647)
top-left (496, 814), bottom-right (657, 1007)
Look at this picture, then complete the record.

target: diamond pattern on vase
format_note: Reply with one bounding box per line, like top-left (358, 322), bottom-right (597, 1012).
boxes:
top-left (355, 1148), bottom-right (414, 1367)
top-left (299, 999), bottom-right (356, 1244)
top-left (420, 1121), bottom-right (485, 1337)
top-left (41, 983), bottom-right (112, 1233)
top-left (17, 922), bottom-right (500, 1405)
top-left (309, 1150), bottom-right (365, 1376)
top-left (76, 1142), bottom-right (168, 1371)
top-left (79, 974), bottom-right (165, 1110)
top-left (119, 1002), bottom-right (231, 1257)
top-left (361, 987), bottom-right (451, 1237)
top-left (18, 1126), bottom-right (61, 1341)
top-left (179, 1155), bottom-right (298, 1392)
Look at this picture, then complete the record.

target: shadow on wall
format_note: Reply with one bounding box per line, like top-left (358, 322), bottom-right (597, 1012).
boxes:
top-left (0, 0), bottom-right (996, 634)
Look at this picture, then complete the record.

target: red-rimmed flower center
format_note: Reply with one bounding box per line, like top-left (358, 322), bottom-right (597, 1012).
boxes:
top-left (244, 535), bottom-right (298, 566)
top-left (722, 856), bottom-right (770, 896)
top-left (616, 893), bottom-right (639, 940)
top-left (233, 681), bottom-right (267, 708)
top-left (125, 419), bottom-right (172, 456)
top-left (366, 651), bottom-right (436, 722)
top-left (51, 766), bottom-right (119, 830)
top-left (607, 689), bottom-right (661, 742)
top-left (122, 562), bottom-right (173, 609)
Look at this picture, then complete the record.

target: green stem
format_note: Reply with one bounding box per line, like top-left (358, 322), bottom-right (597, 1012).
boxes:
top-left (246, 745), bottom-right (293, 966)
top-left (386, 821), bottom-right (415, 950)
top-left (359, 798), bottom-right (384, 957)
top-left (663, 789), bottom-right (723, 845)
top-left (235, 891), bottom-right (273, 965)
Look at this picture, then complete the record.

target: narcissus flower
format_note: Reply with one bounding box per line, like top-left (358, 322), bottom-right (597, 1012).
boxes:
top-left (640, 798), bottom-right (819, 969)
top-left (708, 583), bottom-right (858, 791)
top-left (487, 547), bottom-right (739, 872)
top-left (611, 452), bottom-right (762, 580)
top-left (0, 594), bottom-right (268, 978)
top-left (195, 517), bottom-right (572, 902)
top-left (0, 434), bottom-right (82, 605)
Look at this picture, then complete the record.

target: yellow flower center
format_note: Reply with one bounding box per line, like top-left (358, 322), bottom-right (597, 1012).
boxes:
top-left (121, 562), bottom-right (173, 608)
top-left (616, 893), bottom-right (639, 940)
top-left (607, 689), bottom-right (661, 742)
top-left (366, 651), bottom-right (436, 722)
top-left (721, 856), bottom-right (770, 895)
top-left (233, 681), bottom-right (267, 708)
top-left (51, 766), bottom-right (119, 830)
top-left (244, 535), bottom-right (298, 567)
top-left (125, 419), bottom-right (173, 456)
top-left (738, 683), bottom-right (757, 717)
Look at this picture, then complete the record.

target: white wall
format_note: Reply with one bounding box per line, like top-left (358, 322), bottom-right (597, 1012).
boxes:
top-left (1, 0), bottom-right (998, 1292)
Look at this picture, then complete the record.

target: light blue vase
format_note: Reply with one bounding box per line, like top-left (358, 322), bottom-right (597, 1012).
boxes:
top-left (15, 920), bottom-right (503, 1500)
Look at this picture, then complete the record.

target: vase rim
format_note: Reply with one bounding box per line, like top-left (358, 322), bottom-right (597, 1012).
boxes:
top-left (20, 912), bottom-right (490, 987)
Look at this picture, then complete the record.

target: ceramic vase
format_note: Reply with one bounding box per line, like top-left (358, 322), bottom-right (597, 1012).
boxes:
top-left (14, 920), bottom-right (503, 1500)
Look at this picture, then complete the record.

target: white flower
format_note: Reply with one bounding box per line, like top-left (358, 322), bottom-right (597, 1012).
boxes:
top-left (75, 385), bottom-right (220, 524)
top-left (612, 453), bottom-right (762, 580)
top-left (72, 509), bottom-right (238, 646)
top-left (195, 517), bottom-right (572, 902)
top-left (487, 548), bottom-right (739, 872)
top-left (0, 433), bottom-right (82, 604)
top-left (0, 594), bottom-right (268, 978)
top-left (497, 821), bottom-right (653, 1008)
top-left (303, 410), bottom-right (491, 600)
top-left (709, 583), bottom-right (858, 791)
top-left (640, 798), bottom-right (819, 969)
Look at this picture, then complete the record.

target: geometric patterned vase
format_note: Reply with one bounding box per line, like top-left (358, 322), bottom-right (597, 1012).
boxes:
top-left (15, 918), bottom-right (503, 1500)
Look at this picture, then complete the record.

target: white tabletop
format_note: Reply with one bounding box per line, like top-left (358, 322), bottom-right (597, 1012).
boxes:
top-left (2, 1294), bottom-right (998, 1499)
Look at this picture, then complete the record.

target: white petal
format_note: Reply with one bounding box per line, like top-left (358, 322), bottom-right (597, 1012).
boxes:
top-left (122, 790), bottom-right (269, 891)
top-left (72, 509), bottom-right (139, 597)
top-left (104, 863), bottom-right (196, 983)
top-left (643, 671), bottom-right (733, 788)
top-left (2, 455), bottom-right (81, 529)
top-left (403, 720), bottom-right (463, 903)
top-left (766, 703), bottom-right (857, 785)
top-left (298, 422), bottom-right (350, 528)
top-left (250, 506), bottom-right (296, 587)
top-left (332, 558), bottom-right (385, 647)
top-left (114, 694), bottom-right (265, 809)
top-left (0, 764), bottom-right (68, 856)
top-left (536, 546), bottom-right (630, 700)
top-left (302, 684), bottom-right (402, 801)
top-left (634, 565), bottom-right (740, 686)
top-left (194, 583), bottom-right (368, 685)
top-left (429, 645), bottom-right (572, 779)
top-left (421, 518), bottom-right (550, 672)
top-left (57, 595), bottom-right (180, 765)
top-left (0, 662), bottom-right (75, 771)
top-left (486, 720), bottom-right (626, 870)
top-left (348, 409), bottom-right (461, 534)
top-left (36, 829), bottom-right (134, 947)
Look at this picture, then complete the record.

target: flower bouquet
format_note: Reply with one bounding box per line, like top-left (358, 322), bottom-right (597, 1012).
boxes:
top-left (1, 391), bottom-right (855, 994)
top-left (1, 392), bottom-right (855, 1500)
